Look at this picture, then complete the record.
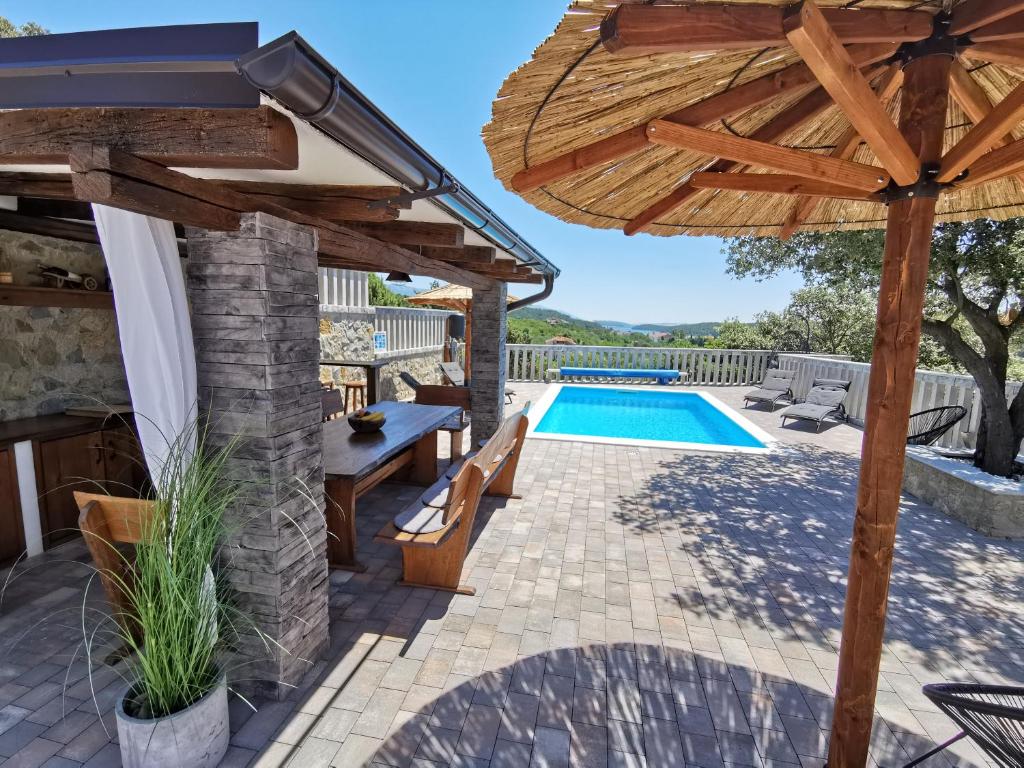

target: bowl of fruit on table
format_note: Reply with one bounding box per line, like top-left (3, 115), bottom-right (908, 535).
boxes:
top-left (347, 408), bottom-right (386, 434)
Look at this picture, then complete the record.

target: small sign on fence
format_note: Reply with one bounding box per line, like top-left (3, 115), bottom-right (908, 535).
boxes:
top-left (373, 332), bottom-right (388, 352)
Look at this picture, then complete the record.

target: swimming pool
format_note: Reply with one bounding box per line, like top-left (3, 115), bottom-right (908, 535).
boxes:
top-left (527, 385), bottom-right (773, 452)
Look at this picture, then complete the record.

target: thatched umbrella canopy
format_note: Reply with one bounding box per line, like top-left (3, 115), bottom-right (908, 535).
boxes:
top-left (408, 284), bottom-right (519, 377)
top-left (484, 2), bottom-right (1024, 765)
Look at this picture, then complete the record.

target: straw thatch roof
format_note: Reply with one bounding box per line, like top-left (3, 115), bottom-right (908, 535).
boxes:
top-left (483, 0), bottom-right (1024, 237)
top-left (407, 284), bottom-right (519, 311)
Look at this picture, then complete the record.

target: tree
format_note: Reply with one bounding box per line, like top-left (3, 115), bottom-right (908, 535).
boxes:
top-left (367, 272), bottom-right (410, 307)
top-left (725, 219), bottom-right (1024, 477)
top-left (706, 318), bottom-right (769, 350)
top-left (506, 324), bottom-right (530, 345)
top-left (0, 16), bottom-right (47, 37)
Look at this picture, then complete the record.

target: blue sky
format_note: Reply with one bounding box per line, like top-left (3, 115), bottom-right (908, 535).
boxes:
top-left (13, 1), bottom-right (804, 325)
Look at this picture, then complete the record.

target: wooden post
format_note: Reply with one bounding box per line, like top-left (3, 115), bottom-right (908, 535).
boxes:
top-left (827, 52), bottom-right (950, 767)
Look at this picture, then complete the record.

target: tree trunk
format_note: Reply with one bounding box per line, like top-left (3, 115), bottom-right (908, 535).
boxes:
top-left (975, 397), bottom-right (1017, 476)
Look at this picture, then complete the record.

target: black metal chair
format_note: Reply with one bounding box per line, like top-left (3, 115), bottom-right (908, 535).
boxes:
top-left (899, 683), bottom-right (1024, 767)
top-left (907, 405), bottom-right (968, 446)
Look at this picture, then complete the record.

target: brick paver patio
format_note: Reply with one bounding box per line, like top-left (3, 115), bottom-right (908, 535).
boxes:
top-left (2, 384), bottom-right (1022, 767)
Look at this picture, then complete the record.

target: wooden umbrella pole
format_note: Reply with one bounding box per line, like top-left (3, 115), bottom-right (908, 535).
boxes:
top-left (827, 52), bottom-right (951, 768)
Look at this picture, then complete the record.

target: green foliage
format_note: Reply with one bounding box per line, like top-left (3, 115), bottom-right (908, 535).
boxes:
top-left (367, 272), bottom-right (410, 307)
top-left (706, 318), bottom-right (770, 350)
top-left (0, 17), bottom-right (47, 37)
top-left (109, 423), bottom-right (238, 719)
top-left (725, 219), bottom-right (1024, 475)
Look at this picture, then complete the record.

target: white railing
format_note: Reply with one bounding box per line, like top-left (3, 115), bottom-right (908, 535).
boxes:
top-left (318, 267), bottom-right (368, 308)
top-left (375, 306), bottom-right (453, 354)
top-left (506, 345), bottom-right (773, 386)
top-left (776, 353), bottom-right (1023, 450)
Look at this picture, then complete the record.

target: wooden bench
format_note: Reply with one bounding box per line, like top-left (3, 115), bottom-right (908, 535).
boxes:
top-left (375, 410), bottom-right (528, 594)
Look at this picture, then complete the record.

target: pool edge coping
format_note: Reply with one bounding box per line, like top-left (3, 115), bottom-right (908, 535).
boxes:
top-left (524, 383), bottom-right (777, 454)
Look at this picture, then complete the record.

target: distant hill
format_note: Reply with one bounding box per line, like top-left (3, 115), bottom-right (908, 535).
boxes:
top-left (634, 322), bottom-right (721, 337)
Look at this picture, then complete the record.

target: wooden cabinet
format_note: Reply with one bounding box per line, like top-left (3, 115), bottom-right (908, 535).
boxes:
top-left (36, 424), bottom-right (147, 549)
top-left (0, 448), bottom-right (25, 565)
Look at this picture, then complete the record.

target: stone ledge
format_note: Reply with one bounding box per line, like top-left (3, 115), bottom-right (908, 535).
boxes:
top-left (903, 446), bottom-right (1024, 538)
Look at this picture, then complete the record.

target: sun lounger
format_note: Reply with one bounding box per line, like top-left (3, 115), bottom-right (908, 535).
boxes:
top-left (779, 378), bottom-right (851, 431)
top-left (439, 361), bottom-right (516, 404)
top-left (743, 369), bottom-right (796, 410)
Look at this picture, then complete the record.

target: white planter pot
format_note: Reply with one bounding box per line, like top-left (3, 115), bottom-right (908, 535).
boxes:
top-left (115, 672), bottom-right (229, 768)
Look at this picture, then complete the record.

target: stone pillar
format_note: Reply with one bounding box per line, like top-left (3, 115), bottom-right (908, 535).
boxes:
top-left (470, 280), bottom-right (507, 445)
top-left (186, 212), bottom-right (328, 700)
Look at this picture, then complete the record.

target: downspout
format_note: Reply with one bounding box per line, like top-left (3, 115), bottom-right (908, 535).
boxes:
top-left (507, 273), bottom-right (555, 312)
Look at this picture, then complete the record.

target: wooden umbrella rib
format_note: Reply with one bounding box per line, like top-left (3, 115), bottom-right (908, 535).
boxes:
top-left (967, 11), bottom-right (1024, 40)
top-left (600, 3), bottom-right (933, 56)
top-left (962, 39), bottom-right (1024, 66)
top-left (624, 75), bottom-right (877, 236)
top-left (958, 135), bottom-right (1024, 186)
top-left (939, 78), bottom-right (1024, 181)
top-left (780, 64), bottom-right (903, 239)
top-left (784, 0), bottom-right (919, 186)
top-left (950, 0), bottom-right (1024, 35)
top-left (509, 42), bottom-right (898, 194)
top-left (689, 172), bottom-right (881, 199)
top-left (646, 121), bottom-right (890, 191)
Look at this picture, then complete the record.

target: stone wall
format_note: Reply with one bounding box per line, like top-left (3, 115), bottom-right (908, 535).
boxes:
top-left (0, 231), bottom-right (128, 421)
top-left (318, 307), bottom-right (374, 387)
top-left (187, 213), bottom-right (328, 699)
top-left (377, 348), bottom-right (446, 401)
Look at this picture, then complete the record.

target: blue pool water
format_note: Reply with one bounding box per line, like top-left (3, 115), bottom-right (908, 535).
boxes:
top-left (534, 387), bottom-right (765, 448)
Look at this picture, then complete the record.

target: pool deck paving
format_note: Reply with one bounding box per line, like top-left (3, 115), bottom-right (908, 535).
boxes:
top-left (1, 383), bottom-right (1020, 767)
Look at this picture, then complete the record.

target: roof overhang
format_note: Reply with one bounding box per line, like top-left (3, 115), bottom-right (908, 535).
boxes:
top-left (0, 22), bottom-right (558, 286)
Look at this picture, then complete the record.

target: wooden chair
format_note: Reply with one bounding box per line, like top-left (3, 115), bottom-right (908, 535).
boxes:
top-left (321, 387), bottom-right (344, 422)
top-left (74, 491), bottom-right (154, 645)
top-left (410, 382), bottom-right (471, 460)
top-left (344, 380), bottom-right (367, 413)
top-left (439, 361), bottom-right (516, 404)
top-left (375, 410), bottom-right (528, 594)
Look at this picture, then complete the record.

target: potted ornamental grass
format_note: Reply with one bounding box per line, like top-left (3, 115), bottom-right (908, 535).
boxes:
top-left (86, 423), bottom-right (241, 768)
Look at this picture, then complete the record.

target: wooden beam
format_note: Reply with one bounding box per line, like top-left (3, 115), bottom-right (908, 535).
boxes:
top-left (646, 120), bottom-right (890, 190)
top-left (68, 146), bottom-right (493, 289)
top-left (509, 43), bottom-right (897, 193)
top-left (688, 172), bottom-right (881, 200)
top-left (967, 10), bottom-right (1024, 40)
top-left (600, 3), bottom-right (932, 56)
top-left (0, 209), bottom-right (101, 245)
top-left (957, 135), bottom-right (1024, 186)
top-left (950, 0), bottom-right (1024, 35)
top-left (948, 59), bottom-right (1024, 188)
top-left (16, 198), bottom-right (94, 221)
top-left (342, 221), bottom-right (465, 248)
top-left (72, 171), bottom-right (242, 231)
top-left (0, 173), bottom-right (75, 200)
top-left (624, 78), bottom-right (858, 235)
top-left (827, 50), bottom-right (951, 768)
top-left (784, 0), bottom-right (920, 185)
top-left (219, 192), bottom-right (400, 222)
top-left (780, 64), bottom-right (903, 239)
top-left (221, 181), bottom-right (405, 202)
top-left (0, 208), bottom-right (189, 256)
top-left (938, 78), bottom-right (1024, 181)
top-left (418, 245), bottom-right (496, 264)
top-left (0, 107), bottom-right (297, 169)
top-left (961, 40), bottom-right (1024, 66)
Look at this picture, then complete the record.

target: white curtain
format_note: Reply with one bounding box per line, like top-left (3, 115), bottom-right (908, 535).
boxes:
top-left (93, 205), bottom-right (197, 485)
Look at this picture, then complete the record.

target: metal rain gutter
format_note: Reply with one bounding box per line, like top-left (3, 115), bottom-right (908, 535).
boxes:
top-left (236, 32), bottom-right (559, 278)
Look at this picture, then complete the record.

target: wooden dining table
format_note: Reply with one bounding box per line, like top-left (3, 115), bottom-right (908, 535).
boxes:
top-left (322, 400), bottom-right (462, 572)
